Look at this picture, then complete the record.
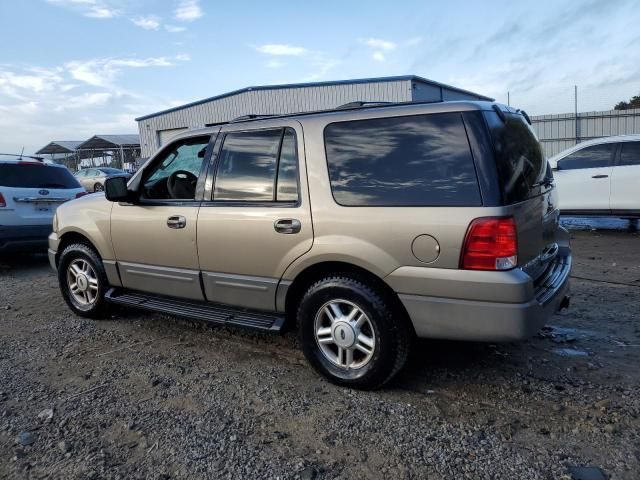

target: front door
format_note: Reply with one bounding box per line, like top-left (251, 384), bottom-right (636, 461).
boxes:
top-left (196, 121), bottom-right (313, 311)
top-left (555, 143), bottom-right (614, 212)
top-left (111, 134), bottom-right (215, 300)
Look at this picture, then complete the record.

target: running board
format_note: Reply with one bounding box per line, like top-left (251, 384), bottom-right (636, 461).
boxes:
top-left (105, 288), bottom-right (285, 333)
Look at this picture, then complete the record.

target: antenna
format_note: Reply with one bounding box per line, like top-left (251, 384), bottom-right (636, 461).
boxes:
top-left (19, 147), bottom-right (24, 160)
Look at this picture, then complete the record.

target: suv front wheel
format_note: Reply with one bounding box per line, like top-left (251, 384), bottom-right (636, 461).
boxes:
top-left (58, 243), bottom-right (110, 319)
top-left (298, 275), bottom-right (411, 389)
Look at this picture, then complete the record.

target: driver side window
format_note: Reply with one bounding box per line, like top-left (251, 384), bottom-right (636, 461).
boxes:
top-left (142, 137), bottom-right (210, 200)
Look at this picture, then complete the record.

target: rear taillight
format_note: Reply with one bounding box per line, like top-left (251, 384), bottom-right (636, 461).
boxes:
top-left (75, 192), bottom-right (88, 199)
top-left (0, 192), bottom-right (5, 207)
top-left (461, 217), bottom-right (518, 271)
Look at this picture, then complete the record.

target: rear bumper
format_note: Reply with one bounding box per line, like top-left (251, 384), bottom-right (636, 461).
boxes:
top-left (0, 224), bottom-right (52, 253)
top-left (390, 252), bottom-right (572, 342)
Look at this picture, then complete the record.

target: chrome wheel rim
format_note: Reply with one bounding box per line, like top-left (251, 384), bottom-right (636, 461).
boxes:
top-left (314, 299), bottom-right (376, 370)
top-left (94, 184), bottom-right (103, 192)
top-left (66, 259), bottom-right (99, 306)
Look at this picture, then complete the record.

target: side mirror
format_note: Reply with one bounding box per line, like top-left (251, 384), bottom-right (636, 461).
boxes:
top-left (104, 176), bottom-right (133, 202)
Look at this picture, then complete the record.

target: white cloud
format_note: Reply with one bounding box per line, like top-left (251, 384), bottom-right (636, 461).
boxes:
top-left (266, 59), bottom-right (284, 69)
top-left (372, 51), bottom-right (386, 62)
top-left (174, 0), bottom-right (203, 21)
top-left (131, 15), bottom-right (161, 30)
top-left (256, 44), bottom-right (308, 56)
top-left (363, 38), bottom-right (396, 51)
top-left (165, 24), bottom-right (186, 33)
top-left (65, 55), bottom-right (191, 88)
top-left (46, 0), bottom-right (119, 19)
top-left (84, 6), bottom-right (118, 18)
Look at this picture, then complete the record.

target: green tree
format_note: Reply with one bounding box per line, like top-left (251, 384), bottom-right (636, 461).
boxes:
top-left (614, 94), bottom-right (640, 110)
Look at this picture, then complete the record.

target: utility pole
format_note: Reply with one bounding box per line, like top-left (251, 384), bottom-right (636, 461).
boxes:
top-left (574, 85), bottom-right (579, 144)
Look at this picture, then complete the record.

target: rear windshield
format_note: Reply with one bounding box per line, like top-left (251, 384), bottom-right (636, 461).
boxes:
top-left (483, 111), bottom-right (546, 204)
top-left (0, 164), bottom-right (81, 189)
top-left (324, 112), bottom-right (481, 206)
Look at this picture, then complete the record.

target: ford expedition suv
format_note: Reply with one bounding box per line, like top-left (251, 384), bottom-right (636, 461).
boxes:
top-left (49, 101), bottom-right (571, 389)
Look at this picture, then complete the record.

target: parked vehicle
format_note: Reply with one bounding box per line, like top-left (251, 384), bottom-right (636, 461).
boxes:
top-left (0, 156), bottom-right (86, 253)
top-left (75, 167), bottom-right (132, 192)
top-left (49, 101), bottom-right (571, 389)
top-left (548, 135), bottom-right (640, 217)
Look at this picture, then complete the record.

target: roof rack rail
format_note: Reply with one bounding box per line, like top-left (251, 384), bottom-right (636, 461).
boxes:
top-left (230, 113), bottom-right (279, 123)
top-left (335, 101), bottom-right (396, 110)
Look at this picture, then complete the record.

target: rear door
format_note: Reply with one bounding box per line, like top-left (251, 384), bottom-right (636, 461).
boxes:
top-left (610, 140), bottom-right (640, 212)
top-left (0, 163), bottom-right (82, 226)
top-left (553, 144), bottom-right (614, 212)
top-left (196, 121), bottom-right (313, 311)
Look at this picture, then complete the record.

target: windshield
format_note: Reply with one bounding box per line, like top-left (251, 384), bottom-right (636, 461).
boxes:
top-left (483, 111), bottom-right (547, 204)
top-left (0, 164), bottom-right (81, 189)
top-left (99, 168), bottom-right (123, 174)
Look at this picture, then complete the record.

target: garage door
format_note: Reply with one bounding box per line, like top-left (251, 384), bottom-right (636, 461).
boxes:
top-left (157, 127), bottom-right (189, 147)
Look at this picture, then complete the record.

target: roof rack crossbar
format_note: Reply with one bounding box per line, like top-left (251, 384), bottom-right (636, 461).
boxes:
top-left (230, 113), bottom-right (280, 123)
top-left (335, 101), bottom-right (396, 110)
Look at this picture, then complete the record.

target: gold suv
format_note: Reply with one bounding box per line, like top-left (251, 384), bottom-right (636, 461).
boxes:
top-left (49, 101), bottom-right (571, 389)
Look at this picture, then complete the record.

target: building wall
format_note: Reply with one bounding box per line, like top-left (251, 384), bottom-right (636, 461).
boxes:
top-left (532, 108), bottom-right (640, 158)
top-left (138, 80), bottom-right (413, 157)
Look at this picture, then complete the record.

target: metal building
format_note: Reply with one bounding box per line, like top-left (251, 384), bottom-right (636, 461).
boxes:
top-left (136, 75), bottom-right (492, 158)
top-left (532, 107), bottom-right (640, 158)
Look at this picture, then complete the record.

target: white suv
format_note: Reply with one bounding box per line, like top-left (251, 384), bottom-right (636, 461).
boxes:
top-left (549, 135), bottom-right (640, 217)
top-left (0, 157), bottom-right (86, 253)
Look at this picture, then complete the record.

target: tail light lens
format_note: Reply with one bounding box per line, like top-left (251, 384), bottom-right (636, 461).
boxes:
top-left (75, 192), bottom-right (88, 199)
top-left (0, 192), bottom-right (5, 207)
top-left (461, 217), bottom-right (518, 271)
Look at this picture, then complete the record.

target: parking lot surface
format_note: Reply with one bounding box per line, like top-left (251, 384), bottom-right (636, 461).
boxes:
top-left (1, 222), bottom-right (639, 479)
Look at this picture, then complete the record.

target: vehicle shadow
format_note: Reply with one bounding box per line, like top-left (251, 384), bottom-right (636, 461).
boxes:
top-left (0, 252), bottom-right (50, 272)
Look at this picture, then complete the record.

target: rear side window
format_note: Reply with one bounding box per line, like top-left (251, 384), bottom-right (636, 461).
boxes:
top-left (483, 111), bottom-right (546, 204)
top-left (557, 144), bottom-right (613, 170)
top-left (0, 164), bottom-right (80, 189)
top-left (214, 128), bottom-right (299, 202)
top-left (324, 113), bottom-right (481, 206)
top-left (619, 141), bottom-right (640, 166)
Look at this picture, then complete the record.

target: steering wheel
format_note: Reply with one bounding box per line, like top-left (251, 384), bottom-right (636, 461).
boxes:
top-left (167, 170), bottom-right (198, 199)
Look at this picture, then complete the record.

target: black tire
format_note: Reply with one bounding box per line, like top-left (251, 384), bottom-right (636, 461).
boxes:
top-left (298, 274), bottom-right (412, 390)
top-left (57, 243), bottom-right (110, 319)
top-left (93, 183), bottom-right (104, 192)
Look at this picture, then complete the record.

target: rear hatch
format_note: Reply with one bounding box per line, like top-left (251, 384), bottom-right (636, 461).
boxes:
top-left (483, 108), bottom-right (562, 280)
top-left (0, 162), bottom-right (84, 225)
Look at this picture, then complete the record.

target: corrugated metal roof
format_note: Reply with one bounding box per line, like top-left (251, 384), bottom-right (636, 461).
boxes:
top-left (77, 134), bottom-right (140, 149)
top-left (136, 75), bottom-right (492, 121)
top-left (35, 141), bottom-right (84, 154)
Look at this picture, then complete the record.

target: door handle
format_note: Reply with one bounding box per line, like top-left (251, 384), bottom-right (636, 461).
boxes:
top-left (591, 174), bottom-right (608, 179)
top-left (167, 215), bottom-right (187, 229)
top-left (274, 218), bottom-right (301, 234)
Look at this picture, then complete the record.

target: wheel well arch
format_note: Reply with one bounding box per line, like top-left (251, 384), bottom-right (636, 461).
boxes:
top-left (56, 231), bottom-right (101, 265)
top-left (283, 261), bottom-right (414, 334)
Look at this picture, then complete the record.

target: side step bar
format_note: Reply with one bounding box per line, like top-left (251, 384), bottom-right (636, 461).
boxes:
top-left (105, 288), bottom-right (285, 333)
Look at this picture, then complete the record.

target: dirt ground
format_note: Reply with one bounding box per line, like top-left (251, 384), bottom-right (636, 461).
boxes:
top-left (0, 221), bottom-right (639, 479)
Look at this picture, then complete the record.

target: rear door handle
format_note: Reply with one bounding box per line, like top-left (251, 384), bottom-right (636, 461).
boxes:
top-left (274, 218), bottom-right (301, 234)
top-left (167, 215), bottom-right (186, 229)
top-left (591, 174), bottom-right (609, 179)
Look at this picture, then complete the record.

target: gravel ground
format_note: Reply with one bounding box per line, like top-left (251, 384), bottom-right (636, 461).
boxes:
top-left (0, 225), bottom-right (639, 479)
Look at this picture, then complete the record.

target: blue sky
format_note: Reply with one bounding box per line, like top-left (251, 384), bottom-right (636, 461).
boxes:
top-left (1, 0), bottom-right (639, 154)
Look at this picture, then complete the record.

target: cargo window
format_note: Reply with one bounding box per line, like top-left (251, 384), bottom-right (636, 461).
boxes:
top-left (557, 144), bottom-right (613, 170)
top-left (213, 128), bottom-right (299, 202)
top-left (323, 113), bottom-right (481, 206)
top-left (0, 164), bottom-right (81, 189)
top-left (619, 141), bottom-right (640, 166)
top-left (483, 111), bottom-right (547, 204)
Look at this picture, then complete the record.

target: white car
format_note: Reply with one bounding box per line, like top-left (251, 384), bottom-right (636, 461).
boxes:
top-left (0, 156), bottom-right (87, 253)
top-left (549, 135), bottom-right (640, 217)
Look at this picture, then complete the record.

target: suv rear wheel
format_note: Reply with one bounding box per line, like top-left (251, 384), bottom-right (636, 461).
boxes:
top-left (58, 243), bottom-right (110, 319)
top-left (93, 183), bottom-right (104, 192)
top-left (298, 275), bottom-right (411, 389)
